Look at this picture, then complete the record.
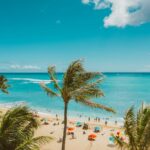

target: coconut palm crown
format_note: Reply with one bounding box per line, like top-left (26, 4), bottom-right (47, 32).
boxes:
top-left (40, 60), bottom-right (115, 150)
top-left (0, 105), bottom-right (52, 150)
top-left (114, 103), bottom-right (150, 150)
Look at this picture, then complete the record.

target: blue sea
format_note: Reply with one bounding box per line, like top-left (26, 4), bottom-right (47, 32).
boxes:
top-left (0, 73), bottom-right (150, 121)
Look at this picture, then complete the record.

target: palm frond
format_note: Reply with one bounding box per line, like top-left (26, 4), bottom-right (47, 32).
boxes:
top-left (112, 135), bottom-right (127, 150)
top-left (48, 66), bottom-right (62, 92)
top-left (137, 105), bottom-right (150, 149)
top-left (0, 75), bottom-right (10, 94)
top-left (77, 99), bottom-right (115, 113)
top-left (16, 136), bottom-right (52, 150)
top-left (0, 106), bottom-right (52, 150)
top-left (117, 104), bottom-right (150, 150)
top-left (40, 82), bottom-right (60, 97)
top-left (69, 72), bottom-right (103, 91)
top-left (22, 117), bottom-right (40, 138)
top-left (70, 78), bottom-right (104, 99)
top-left (63, 60), bottom-right (84, 90)
top-left (124, 107), bottom-right (137, 149)
top-left (141, 120), bottom-right (150, 149)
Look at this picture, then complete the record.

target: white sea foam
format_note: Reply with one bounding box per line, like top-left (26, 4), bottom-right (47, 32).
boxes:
top-left (10, 78), bottom-right (52, 84)
top-left (0, 101), bottom-right (27, 108)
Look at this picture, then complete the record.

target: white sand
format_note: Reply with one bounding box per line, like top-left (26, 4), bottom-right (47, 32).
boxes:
top-left (0, 107), bottom-right (122, 150)
top-left (36, 114), bottom-right (122, 150)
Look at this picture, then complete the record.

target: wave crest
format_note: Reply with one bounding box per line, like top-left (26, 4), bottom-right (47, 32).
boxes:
top-left (10, 78), bottom-right (51, 84)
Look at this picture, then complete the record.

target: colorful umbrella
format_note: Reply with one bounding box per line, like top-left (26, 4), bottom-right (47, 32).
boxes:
top-left (76, 122), bottom-right (82, 127)
top-left (68, 127), bottom-right (75, 131)
top-left (94, 126), bottom-right (101, 131)
top-left (89, 133), bottom-right (97, 139)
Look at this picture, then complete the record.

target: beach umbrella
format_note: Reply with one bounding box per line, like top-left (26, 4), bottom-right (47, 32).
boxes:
top-left (117, 131), bottom-right (120, 136)
top-left (109, 136), bottom-right (115, 142)
top-left (89, 133), bottom-right (97, 139)
top-left (94, 126), bottom-right (101, 132)
top-left (109, 136), bottom-right (115, 145)
top-left (76, 122), bottom-right (82, 127)
top-left (68, 127), bottom-right (75, 131)
top-left (88, 134), bottom-right (97, 141)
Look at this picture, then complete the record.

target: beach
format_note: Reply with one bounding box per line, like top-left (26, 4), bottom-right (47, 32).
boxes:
top-left (0, 107), bottom-right (122, 150)
top-left (36, 113), bottom-right (122, 150)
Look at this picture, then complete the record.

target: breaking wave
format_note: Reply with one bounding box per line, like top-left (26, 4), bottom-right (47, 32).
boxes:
top-left (9, 78), bottom-right (52, 84)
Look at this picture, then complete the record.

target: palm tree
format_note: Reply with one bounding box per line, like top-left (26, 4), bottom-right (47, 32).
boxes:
top-left (114, 103), bottom-right (150, 150)
top-left (0, 75), bottom-right (9, 94)
top-left (0, 75), bottom-right (9, 118)
top-left (0, 105), bottom-right (52, 150)
top-left (40, 60), bottom-right (115, 150)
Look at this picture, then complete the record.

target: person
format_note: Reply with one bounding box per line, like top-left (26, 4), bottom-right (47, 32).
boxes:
top-left (83, 131), bottom-right (86, 134)
top-left (115, 120), bottom-right (117, 125)
top-left (47, 109), bottom-right (51, 112)
top-left (50, 131), bottom-right (54, 134)
top-left (57, 137), bottom-right (62, 143)
top-left (71, 132), bottom-right (76, 139)
top-left (88, 117), bottom-right (90, 121)
top-left (105, 121), bottom-right (108, 126)
top-left (56, 114), bottom-right (59, 121)
top-left (96, 117), bottom-right (98, 122)
top-left (53, 123), bottom-right (56, 126)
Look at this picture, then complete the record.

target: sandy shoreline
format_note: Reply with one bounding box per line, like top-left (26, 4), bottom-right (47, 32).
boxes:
top-left (37, 113), bottom-right (122, 150)
top-left (0, 106), bottom-right (124, 150)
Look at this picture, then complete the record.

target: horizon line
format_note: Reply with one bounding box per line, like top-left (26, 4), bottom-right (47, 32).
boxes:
top-left (1, 72), bottom-right (150, 74)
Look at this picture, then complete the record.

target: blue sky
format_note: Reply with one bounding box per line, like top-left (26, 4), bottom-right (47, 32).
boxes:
top-left (0, 0), bottom-right (150, 72)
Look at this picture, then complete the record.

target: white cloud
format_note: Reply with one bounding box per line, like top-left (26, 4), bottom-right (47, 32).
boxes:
top-left (82, 0), bottom-right (90, 4)
top-left (10, 65), bottom-right (21, 69)
top-left (92, 0), bottom-right (110, 9)
top-left (10, 65), bottom-right (41, 70)
top-left (82, 0), bottom-right (150, 27)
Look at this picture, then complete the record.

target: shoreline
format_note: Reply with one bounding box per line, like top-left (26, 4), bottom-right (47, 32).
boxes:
top-left (0, 104), bottom-right (124, 150)
top-left (0, 101), bottom-right (124, 127)
top-left (0, 101), bottom-right (123, 127)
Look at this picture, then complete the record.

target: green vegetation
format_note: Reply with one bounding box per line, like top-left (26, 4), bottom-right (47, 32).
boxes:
top-left (114, 103), bottom-right (150, 150)
top-left (0, 75), bottom-right (10, 94)
top-left (41, 60), bottom-right (115, 150)
top-left (0, 105), bottom-right (52, 150)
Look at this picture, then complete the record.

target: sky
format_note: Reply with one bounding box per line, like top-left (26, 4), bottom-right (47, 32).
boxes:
top-left (0, 0), bottom-right (150, 72)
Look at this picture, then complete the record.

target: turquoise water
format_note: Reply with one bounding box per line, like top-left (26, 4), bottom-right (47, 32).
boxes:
top-left (0, 73), bottom-right (150, 121)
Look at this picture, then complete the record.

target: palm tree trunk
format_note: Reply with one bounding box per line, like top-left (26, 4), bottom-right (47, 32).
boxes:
top-left (62, 102), bottom-right (68, 150)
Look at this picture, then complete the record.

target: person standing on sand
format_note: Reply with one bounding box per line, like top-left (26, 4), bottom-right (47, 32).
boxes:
top-left (105, 121), bottom-right (108, 126)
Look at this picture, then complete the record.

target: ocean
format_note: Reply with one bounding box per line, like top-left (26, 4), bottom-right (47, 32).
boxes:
top-left (0, 73), bottom-right (150, 122)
